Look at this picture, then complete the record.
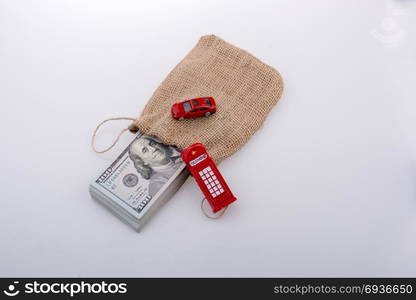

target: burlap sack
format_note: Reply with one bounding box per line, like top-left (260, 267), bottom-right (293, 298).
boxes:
top-left (129, 35), bottom-right (283, 163)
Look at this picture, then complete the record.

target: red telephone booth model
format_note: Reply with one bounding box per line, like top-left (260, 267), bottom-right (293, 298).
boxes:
top-left (181, 143), bottom-right (237, 213)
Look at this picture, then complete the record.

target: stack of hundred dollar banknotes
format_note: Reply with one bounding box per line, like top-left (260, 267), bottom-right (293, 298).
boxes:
top-left (89, 131), bottom-right (189, 231)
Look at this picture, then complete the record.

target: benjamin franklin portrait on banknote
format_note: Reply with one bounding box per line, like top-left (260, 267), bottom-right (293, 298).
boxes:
top-left (128, 136), bottom-right (182, 196)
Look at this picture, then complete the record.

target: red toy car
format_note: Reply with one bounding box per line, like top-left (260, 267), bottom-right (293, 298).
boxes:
top-left (171, 97), bottom-right (216, 120)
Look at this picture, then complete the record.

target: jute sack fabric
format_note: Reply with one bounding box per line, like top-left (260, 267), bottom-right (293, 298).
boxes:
top-left (129, 35), bottom-right (283, 163)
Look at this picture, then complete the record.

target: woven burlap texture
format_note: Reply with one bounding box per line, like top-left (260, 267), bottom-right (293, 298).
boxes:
top-left (131, 35), bottom-right (283, 163)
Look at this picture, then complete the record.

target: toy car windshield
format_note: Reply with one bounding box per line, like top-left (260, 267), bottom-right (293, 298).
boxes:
top-left (183, 101), bottom-right (192, 112)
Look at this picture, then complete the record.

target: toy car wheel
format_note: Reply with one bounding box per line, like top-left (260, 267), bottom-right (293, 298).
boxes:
top-left (179, 117), bottom-right (184, 121)
top-left (204, 112), bottom-right (211, 117)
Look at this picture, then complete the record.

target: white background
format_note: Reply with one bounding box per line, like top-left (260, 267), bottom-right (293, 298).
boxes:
top-left (1, 0), bottom-right (415, 277)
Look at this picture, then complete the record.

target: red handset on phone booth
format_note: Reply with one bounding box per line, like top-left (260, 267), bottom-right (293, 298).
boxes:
top-left (182, 143), bottom-right (237, 213)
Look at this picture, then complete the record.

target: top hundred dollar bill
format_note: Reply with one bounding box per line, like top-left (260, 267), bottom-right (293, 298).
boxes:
top-left (90, 131), bottom-right (188, 230)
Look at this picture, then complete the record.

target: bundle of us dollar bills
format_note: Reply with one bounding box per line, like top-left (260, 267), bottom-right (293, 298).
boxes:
top-left (89, 131), bottom-right (189, 231)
